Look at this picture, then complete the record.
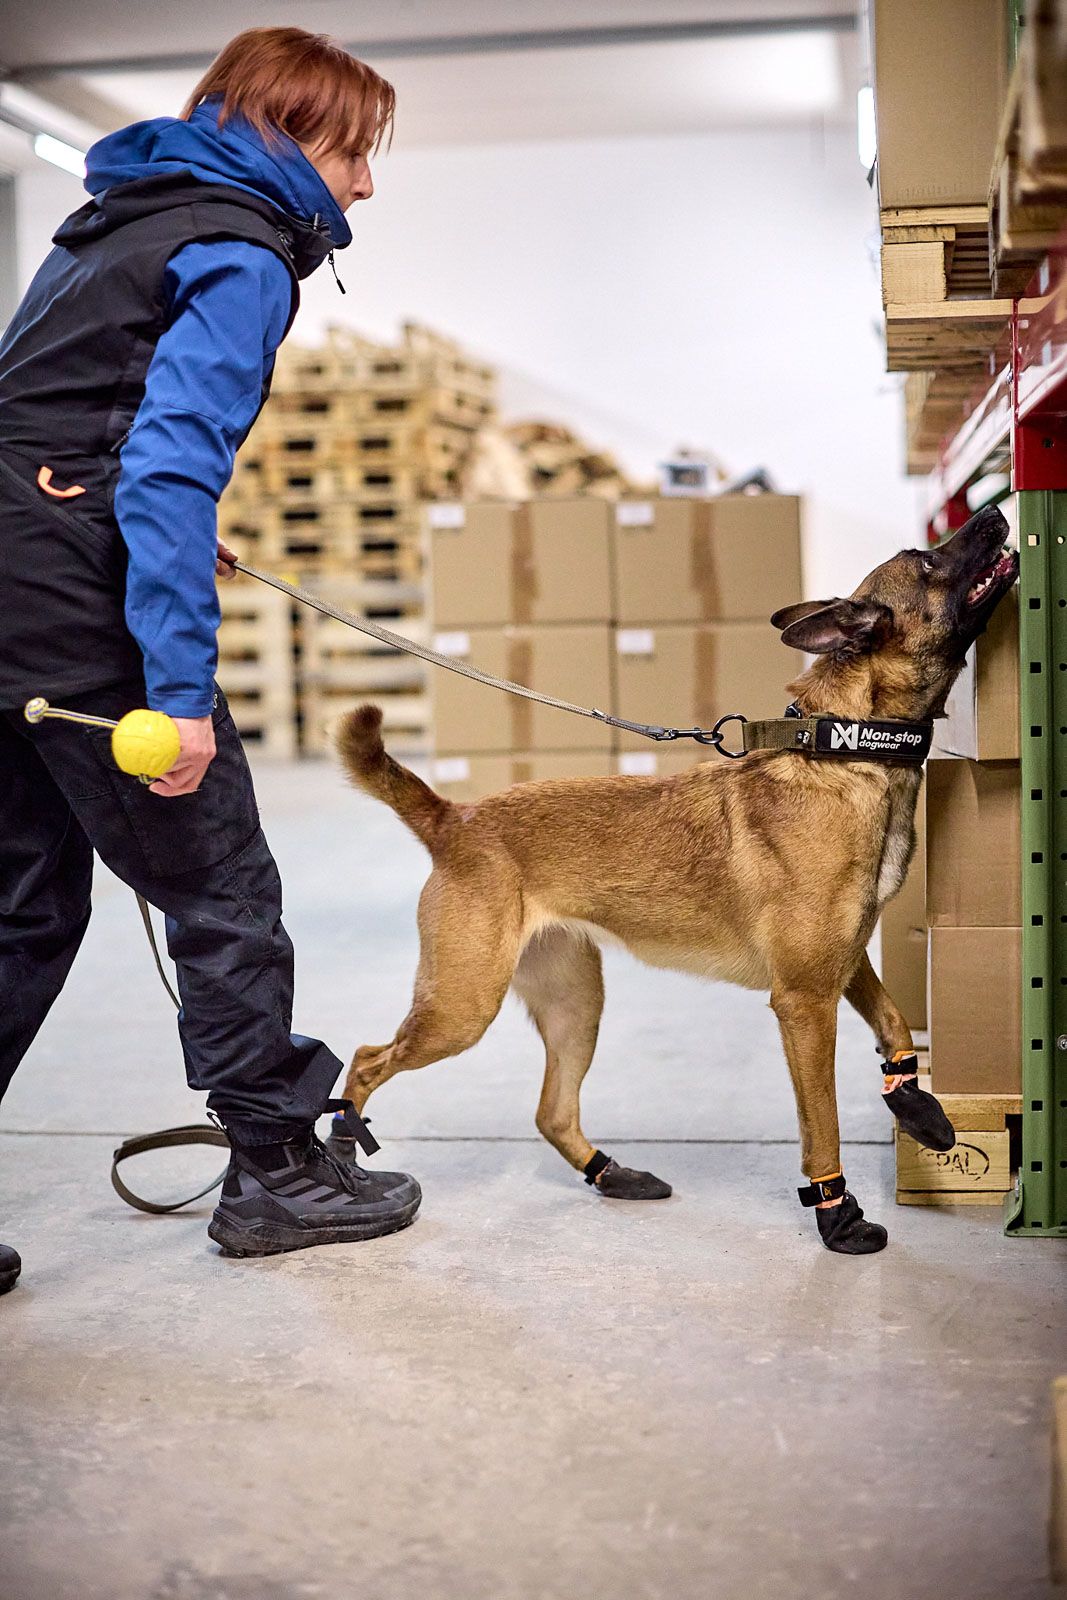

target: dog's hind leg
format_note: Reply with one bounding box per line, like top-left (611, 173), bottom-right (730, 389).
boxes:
top-left (845, 953), bottom-right (955, 1153)
top-left (511, 926), bottom-right (670, 1200)
top-left (337, 864), bottom-right (524, 1119)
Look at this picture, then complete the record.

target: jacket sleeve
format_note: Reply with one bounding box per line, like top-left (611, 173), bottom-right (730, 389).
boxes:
top-left (114, 238), bottom-right (292, 717)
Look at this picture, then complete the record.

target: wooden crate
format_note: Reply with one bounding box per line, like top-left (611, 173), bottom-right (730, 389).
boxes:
top-left (895, 1078), bottom-right (1021, 1206)
top-left (216, 580), bottom-right (296, 758)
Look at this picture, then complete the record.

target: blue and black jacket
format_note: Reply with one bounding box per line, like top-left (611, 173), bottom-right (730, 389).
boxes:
top-left (0, 96), bottom-right (349, 714)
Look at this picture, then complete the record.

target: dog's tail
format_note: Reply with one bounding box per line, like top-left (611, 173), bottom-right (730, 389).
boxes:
top-left (335, 705), bottom-right (453, 852)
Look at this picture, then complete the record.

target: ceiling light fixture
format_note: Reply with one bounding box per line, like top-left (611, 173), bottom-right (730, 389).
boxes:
top-left (32, 131), bottom-right (87, 177)
top-left (857, 84), bottom-right (876, 171)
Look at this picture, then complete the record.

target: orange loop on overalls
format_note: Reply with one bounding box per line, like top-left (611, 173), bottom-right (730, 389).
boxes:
top-left (37, 465), bottom-right (86, 499)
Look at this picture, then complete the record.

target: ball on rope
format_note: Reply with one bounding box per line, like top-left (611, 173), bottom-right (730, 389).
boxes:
top-left (110, 709), bottom-right (181, 780)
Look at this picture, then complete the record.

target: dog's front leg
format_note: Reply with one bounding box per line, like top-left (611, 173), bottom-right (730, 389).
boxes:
top-left (845, 954), bottom-right (955, 1154)
top-left (770, 986), bottom-right (888, 1255)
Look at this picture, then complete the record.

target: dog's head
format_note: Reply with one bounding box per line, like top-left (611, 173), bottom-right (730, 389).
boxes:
top-left (769, 504), bottom-right (1018, 718)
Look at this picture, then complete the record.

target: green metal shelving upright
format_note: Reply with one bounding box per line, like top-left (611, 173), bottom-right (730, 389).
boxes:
top-left (1009, 489), bottom-right (1067, 1234)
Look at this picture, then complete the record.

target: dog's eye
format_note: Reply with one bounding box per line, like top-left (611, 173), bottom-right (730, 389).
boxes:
top-left (921, 554), bottom-right (937, 574)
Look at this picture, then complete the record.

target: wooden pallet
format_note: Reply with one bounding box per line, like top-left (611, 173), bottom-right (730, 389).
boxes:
top-left (990, 32), bottom-right (1067, 297)
top-left (216, 580), bottom-right (296, 758)
top-left (295, 573), bottom-right (430, 755)
top-left (880, 205), bottom-right (993, 303)
top-left (884, 299), bottom-right (1012, 373)
top-left (904, 369), bottom-right (987, 475)
top-left (895, 1078), bottom-right (1021, 1206)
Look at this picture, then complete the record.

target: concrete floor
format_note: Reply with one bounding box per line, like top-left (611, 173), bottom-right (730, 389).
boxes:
top-left (1, 757), bottom-right (1064, 1600)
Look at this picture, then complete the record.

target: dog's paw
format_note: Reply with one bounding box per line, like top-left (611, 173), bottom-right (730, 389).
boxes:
top-left (595, 1158), bottom-right (672, 1200)
top-left (882, 1079), bottom-right (956, 1152)
top-left (815, 1191), bottom-right (887, 1254)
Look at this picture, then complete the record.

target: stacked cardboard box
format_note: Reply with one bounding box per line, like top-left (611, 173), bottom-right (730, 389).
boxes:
top-left (426, 494), bottom-right (803, 800)
top-left (893, 588), bottom-right (1021, 1206)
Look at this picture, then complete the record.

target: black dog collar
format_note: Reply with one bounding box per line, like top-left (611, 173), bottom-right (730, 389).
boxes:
top-left (742, 703), bottom-right (932, 766)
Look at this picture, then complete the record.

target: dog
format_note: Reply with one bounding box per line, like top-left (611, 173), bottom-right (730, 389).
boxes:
top-left (331, 503), bottom-right (1018, 1253)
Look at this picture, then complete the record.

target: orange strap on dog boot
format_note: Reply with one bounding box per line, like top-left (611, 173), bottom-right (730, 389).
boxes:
top-left (878, 1053), bottom-right (956, 1153)
top-left (584, 1148), bottom-right (672, 1200)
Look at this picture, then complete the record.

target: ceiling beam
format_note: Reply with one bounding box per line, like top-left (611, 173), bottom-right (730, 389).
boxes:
top-left (2, 13), bottom-right (857, 80)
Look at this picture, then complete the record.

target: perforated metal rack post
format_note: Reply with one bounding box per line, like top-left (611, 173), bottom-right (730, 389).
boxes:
top-left (925, 226), bottom-right (1067, 1236)
top-left (1010, 490), bottom-right (1067, 1235)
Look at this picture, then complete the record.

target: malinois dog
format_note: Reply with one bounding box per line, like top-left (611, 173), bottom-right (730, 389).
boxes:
top-left (332, 504), bottom-right (1017, 1253)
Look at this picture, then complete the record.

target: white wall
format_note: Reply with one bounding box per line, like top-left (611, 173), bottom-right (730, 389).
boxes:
top-left (296, 122), bottom-right (921, 601)
top-left (8, 121), bottom-right (921, 601)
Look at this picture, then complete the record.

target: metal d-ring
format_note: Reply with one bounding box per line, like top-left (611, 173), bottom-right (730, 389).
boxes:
top-left (694, 712), bottom-right (748, 758)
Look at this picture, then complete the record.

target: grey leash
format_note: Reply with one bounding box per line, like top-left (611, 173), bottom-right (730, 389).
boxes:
top-left (233, 559), bottom-right (732, 747)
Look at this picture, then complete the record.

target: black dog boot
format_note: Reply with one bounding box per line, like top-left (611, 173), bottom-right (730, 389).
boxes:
top-left (799, 1173), bottom-right (888, 1254)
top-left (208, 1129), bottom-right (421, 1258)
top-left (584, 1149), bottom-right (672, 1200)
top-left (880, 1054), bottom-right (956, 1152)
top-left (0, 1243), bottom-right (21, 1295)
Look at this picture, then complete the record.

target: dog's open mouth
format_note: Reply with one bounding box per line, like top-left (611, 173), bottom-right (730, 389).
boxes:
top-left (965, 549), bottom-right (1017, 609)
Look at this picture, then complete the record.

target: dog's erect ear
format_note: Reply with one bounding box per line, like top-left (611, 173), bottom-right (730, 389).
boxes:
top-left (770, 599), bottom-right (838, 631)
top-left (779, 598), bottom-right (894, 656)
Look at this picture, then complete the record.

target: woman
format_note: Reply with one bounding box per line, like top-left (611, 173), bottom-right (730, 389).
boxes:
top-left (0, 27), bottom-right (422, 1284)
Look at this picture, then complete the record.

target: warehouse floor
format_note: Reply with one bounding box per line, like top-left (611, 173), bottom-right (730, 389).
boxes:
top-left (1, 758), bottom-right (1063, 1600)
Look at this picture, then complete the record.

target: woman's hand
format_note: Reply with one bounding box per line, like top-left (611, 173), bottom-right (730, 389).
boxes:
top-left (150, 715), bottom-right (217, 796)
top-left (216, 537), bottom-right (238, 580)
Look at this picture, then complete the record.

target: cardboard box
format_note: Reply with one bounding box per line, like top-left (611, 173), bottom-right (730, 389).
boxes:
top-left (925, 758), bottom-right (1020, 927)
top-left (613, 622), bottom-right (798, 752)
top-left (879, 794), bottom-right (927, 1031)
top-left (932, 587), bottom-right (1019, 761)
top-left (612, 494), bottom-right (802, 624)
top-left (430, 749), bottom-right (613, 802)
top-left (429, 499), bottom-right (613, 627)
top-left (431, 624), bottom-right (613, 753)
top-left (872, 0), bottom-right (1009, 208)
top-left (928, 924), bottom-right (1021, 1094)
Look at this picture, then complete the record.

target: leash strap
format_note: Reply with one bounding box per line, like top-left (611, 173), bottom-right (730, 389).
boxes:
top-left (136, 893), bottom-right (181, 1010)
top-left (111, 1124), bottom-right (230, 1214)
top-left (234, 559), bottom-right (718, 746)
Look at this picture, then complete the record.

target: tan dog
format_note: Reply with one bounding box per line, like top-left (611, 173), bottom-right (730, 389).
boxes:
top-left (332, 504), bottom-right (1017, 1252)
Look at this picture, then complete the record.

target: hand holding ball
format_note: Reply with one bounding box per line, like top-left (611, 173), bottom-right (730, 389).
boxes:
top-left (111, 710), bottom-right (182, 780)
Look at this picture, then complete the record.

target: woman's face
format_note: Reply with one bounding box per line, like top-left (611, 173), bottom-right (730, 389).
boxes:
top-left (299, 140), bottom-right (374, 211)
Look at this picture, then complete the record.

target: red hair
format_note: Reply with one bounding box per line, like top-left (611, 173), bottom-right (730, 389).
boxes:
top-left (181, 27), bottom-right (395, 158)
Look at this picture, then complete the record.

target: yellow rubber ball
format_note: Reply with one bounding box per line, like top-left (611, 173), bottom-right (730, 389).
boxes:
top-left (111, 710), bottom-right (182, 779)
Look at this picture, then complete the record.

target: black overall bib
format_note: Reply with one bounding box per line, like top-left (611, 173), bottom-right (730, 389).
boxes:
top-left (0, 174), bottom-right (343, 1139)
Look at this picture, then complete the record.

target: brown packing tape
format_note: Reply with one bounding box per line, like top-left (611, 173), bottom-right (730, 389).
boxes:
top-left (694, 627), bottom-right (718, 730)
top-left (508, 633), bottom-right (534, 750)
top-left (513, 758), bottom-right (534, 784)
top-left (511, 502), bottom-right (536, 624)
top-left (689, 502), bottom-right (720, 622)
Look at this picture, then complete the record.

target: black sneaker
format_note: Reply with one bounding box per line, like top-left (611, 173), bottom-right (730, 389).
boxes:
top-left (0, 1243), bottom-right (21, 1295)
top-left (207, 1131), bottom-right (421, 1258)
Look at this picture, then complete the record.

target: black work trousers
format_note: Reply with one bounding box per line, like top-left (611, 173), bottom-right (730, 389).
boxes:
top-left (0, 676), bottom-right (342, 1141)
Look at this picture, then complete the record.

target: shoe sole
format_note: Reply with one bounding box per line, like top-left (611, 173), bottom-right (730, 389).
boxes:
top-left (0, 1266), bottom-right (20, 1295)
top-left (207, 1195), bottom-right (421, 1258)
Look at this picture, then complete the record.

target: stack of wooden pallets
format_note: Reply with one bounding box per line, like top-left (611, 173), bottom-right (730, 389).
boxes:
top-left (872, 0), bottom-right (1067, 475)
top-left (217, 322), bottom-right (498, 755)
